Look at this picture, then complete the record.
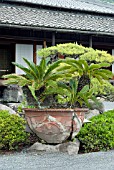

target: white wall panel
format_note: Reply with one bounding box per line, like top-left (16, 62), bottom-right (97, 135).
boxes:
top-left (16, 44), bottom-right (33, 74)
top-left (36, 45), bottom-right (42, 65)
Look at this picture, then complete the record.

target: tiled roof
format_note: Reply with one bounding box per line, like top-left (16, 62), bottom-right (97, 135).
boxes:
top-left (5, 0), bottom-right (114, 15)
top-left (0, 3), bottom-right (114, 35)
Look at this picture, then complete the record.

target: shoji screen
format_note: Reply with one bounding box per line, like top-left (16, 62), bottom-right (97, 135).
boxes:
top-left (36, 45), bottom-right (42, 65)
top-left (16, 44), bottom-right (33, 74)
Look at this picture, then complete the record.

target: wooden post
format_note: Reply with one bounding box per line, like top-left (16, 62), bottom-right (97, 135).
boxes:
top-left (33, 41), bottom-right (37, 64)
top-left (43, 40), bottom-right (47, 48)
top-left (52, 32), bottom-right (55, 46)
top-left (89, 35), bottom-right (92, 47)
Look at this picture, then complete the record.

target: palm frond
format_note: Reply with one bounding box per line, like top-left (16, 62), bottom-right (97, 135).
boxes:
top-left (89, 62), bottom-right (110, 71)
top-left (44, 59), bottom-right (64, 78)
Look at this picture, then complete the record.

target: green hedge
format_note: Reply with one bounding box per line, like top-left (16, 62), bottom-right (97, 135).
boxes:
top-left (77, 110), bottom-right (114, 153)
top-left (91, 78), bottom-right (114, 99)
top-left (0, 110), bottom-right (29, 150)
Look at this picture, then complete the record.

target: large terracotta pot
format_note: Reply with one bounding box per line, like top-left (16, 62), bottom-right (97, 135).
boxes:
top-left (24, 108), bottom-right (88, 144)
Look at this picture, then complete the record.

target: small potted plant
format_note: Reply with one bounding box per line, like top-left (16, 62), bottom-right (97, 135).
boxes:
top-left (3, 43), bottom-right (113, 144)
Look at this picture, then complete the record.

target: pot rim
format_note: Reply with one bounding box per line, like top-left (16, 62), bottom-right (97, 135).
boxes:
top-left (23, 108), bottom-right (89, 112)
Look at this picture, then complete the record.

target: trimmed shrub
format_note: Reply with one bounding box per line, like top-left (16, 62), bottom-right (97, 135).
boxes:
top-left (77, 110), bottom-right (114, 153)
top-left (0, 110), bottom-right (29, 150)
top-left (91, 78), bottom-right (114, 101)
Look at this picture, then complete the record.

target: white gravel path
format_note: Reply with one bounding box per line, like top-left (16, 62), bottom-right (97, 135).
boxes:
top-left (0, 150), bottom-right (114, 170)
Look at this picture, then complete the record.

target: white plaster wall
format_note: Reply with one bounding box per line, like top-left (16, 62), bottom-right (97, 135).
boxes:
top-left (36, 45), bottom-right (42, 65)
top-left (16, 44), bottom-right (33, 74)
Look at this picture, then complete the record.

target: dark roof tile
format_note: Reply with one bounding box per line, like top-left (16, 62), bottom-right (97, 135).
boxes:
top-left (0, 3), bottom-right (114, 35)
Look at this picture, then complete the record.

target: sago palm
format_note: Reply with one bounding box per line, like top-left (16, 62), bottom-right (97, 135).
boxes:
top-left (63, 58), bottom-right (113, 92)
top-left (2, 57), bottom-right (67, 101)
top-left (43, 79), bottom-right (95, 108)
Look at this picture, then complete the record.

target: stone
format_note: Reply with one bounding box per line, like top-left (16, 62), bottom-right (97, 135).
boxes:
top-left (88, 99), bottom-right (104, 113)
top-left (85, 109), bottom-right (100, 120)
top-left (67, 142), bottom-right (80, 155)
top-left (25, 124), bottom-right (33, 133)
top-left (57, 139), bottom-right (80, 155)
top-left (3, 85), bottom-right (23, 103)
top-left (27, 140), bottom-right (80, 155)
top-left (0, 104), bottom-right (17, 114)
top-left (83, 118), bottom-right (91, 123)
top-left (27, 142), bottom-right (59, 153)
top-left (97, 97), bottom-right (105, 102)
top-left (6, 103), bottom-right (21, 112)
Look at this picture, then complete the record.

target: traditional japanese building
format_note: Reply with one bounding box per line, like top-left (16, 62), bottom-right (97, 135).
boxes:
top-left (0, 0), bottom-right (114, 76)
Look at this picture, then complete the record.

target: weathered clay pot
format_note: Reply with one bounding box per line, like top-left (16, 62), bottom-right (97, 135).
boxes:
top-left (24, 108), bottom-right (88, 144)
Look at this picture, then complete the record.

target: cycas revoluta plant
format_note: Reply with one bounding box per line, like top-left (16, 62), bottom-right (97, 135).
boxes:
top-left (2, 57), bottom-right (67, 106)
top-left (63, 58), bottom-right (113, 92)
top-left (45, 79), bottom-right (94, 108)
top-left (2, 43), bottom-right (114, 109)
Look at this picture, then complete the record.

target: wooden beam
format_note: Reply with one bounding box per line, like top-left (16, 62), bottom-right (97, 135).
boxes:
top-left (33, 41), bottom-right (37, 64)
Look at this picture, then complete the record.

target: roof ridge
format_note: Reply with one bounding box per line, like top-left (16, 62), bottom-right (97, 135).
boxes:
top-left (79, 0), bottom-right (114, 8)
top-left (2, 0), bottom-right (114, 15)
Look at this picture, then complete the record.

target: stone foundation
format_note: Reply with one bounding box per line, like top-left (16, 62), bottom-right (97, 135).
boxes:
top-left (27, 139), bottom-right (80, 155)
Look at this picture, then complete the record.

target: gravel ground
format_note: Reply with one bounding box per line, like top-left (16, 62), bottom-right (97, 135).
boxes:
top-left (0, 150), bottom-right (114, 170)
